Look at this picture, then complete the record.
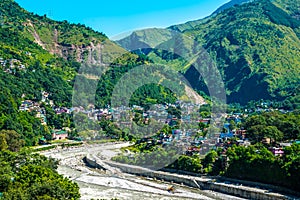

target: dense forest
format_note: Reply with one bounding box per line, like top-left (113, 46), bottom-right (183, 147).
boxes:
top-left (0, 148), bottom-right (80, 199)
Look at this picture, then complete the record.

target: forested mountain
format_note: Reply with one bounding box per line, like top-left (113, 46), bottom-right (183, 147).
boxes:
top-left (211, 0), bottom-right (252, 15)
top-left (0, 0), bottom-right (108, 145)
top-left (117, 0), bottom-right (300, 106)
top-left (118, 0), bottom-right (253, 42)
top-left (0, 0), bottom-right (182, 145)
top-left (168, 0), bottom-right (252, 32)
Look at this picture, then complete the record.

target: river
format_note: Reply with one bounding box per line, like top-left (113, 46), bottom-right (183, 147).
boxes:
top-left (41, 142), bottom-right (245, 200)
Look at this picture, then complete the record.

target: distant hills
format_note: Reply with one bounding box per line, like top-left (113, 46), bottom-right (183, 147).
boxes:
top-left (117, 0), bottom-right (300, 106)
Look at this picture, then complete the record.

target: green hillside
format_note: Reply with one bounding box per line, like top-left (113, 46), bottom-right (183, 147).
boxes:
top-left (168, 0), bottom-right (252, 32)
top-left (0, 0), bottom-right (108, 145)
top-left (211, 0), bottom-right (252, 15)
top-left (117, 28), bottom-right (173, 50)
top-left (184, 0), bottom-right (300, 104)
top-left (0, 0), bottom-right (106, 62)
top-left (272, 0), bottom-right (300, 19)
top-left (117, 0), bottom-right (300, 106)
top-left (0, 0), bottom-right (182, 145)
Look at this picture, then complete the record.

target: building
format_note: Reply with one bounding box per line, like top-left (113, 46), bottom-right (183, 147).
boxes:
top-left (51, 130), bottom-right (68, 140)
top-left (270, 147), bottom-right (284, 156)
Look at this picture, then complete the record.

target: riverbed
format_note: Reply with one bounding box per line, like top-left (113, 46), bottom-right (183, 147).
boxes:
top-left (41, 142), bottom-right (245, 200)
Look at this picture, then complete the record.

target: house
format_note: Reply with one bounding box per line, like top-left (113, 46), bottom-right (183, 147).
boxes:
top-left (186, 146), bottom-right (201, 155)
top-left (279, 142), bottom-right (292, 147)
top-left (235, 129), bottom-right (247, 139)
top-left (41, 91), bottom-right (49, 102)
top-left (52, 130), bottom-right (68, 140)
top-left (200, 119), bottom-right (210, 125)
top-left (270, 147), bottom-right (284, 156)
top-left (38, 137), bottom-right (47, 145)
top-left (19, 100), bottom-right (34, 111)
top-left (220, 132), bottom-right (234, 139)
top-left (226, 115), bottom-right (242, 124)
top-left (36, 112), bottom-right (47, 125)
top-left (262, 137), bottom-right (271, 144)
top-left (237, 140), bottom-right (251, 147)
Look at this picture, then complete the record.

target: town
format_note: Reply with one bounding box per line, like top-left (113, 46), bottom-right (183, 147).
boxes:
top-left (18, 90), bottom-right (299, 158)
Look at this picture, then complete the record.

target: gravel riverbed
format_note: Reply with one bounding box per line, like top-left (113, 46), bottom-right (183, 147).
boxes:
top-left (41, 143), bottom-right (246, 200)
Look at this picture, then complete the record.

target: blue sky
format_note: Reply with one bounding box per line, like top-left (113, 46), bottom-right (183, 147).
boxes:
top-left (15, 0), bottom-right (229, 38)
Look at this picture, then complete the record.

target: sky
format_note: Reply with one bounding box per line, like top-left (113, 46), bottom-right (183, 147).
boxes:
top-left (15, 0), bottom-right (230, 39)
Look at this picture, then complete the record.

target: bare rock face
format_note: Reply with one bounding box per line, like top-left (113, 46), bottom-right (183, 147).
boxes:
top-left (24, 21), bottom-right (104, 65)
top-left (56, 42), bottom-right (103, 65)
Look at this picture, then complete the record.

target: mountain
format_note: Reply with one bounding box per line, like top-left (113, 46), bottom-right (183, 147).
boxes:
top-left (212, 0), bottom-right (252, 15)
top-left (0, 0), bottom-right (116, 109)
top-left (116, 28), bottom-right (173, 50)
top-left (184, 0), bottom-right (300, 104)
top-left (119, 0), bottom-right (252, 41)
top-left (0, 0), bottom-right (114, 145)
top-left (0, 0), bottom-right (193, 144)
top-left (0, 0), bottom-right (108, 64)
top-left (272, 0), bottom-right (300, 19)
top-left (117, 0), bottom-right (300, 106)
top-left (168, 0), bottom-right (253, 32)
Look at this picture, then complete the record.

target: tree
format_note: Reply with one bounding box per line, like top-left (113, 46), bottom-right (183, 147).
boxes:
top-left (12, 165), bottom-right (80, 199)
top-left (0, 130), bottom-right (24, 152)
top-left (0, 151), bottom-right (80, 200)
top-left (263, 126), bottom-right (284, 143)
top-left (198, 122), bottom-right (208, 131)
top-left (224, 144), bottom-right (300, 191)
top-left (0, 161), bottom-right (12, 192)
top-left (173, 155), bottom-right (202, 173)
top-left (202, 150), bottom-right (219, 174)
top-left (244, 115), bottom-right (267, 128)
top-left (229, 120), bottom-right (236, 131)
top-left (0, 133), bottom-right (8, 150)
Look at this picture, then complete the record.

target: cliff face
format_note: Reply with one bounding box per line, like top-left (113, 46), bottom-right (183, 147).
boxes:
top-left (51, 40), bottom-right (103, 65)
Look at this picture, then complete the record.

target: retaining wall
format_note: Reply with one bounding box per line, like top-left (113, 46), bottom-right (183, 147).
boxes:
top-left (84, 156), bottom-right (297, 200)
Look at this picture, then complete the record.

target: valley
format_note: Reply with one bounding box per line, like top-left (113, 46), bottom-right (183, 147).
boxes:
top-left (0, 0), bottom-right (299, 199)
